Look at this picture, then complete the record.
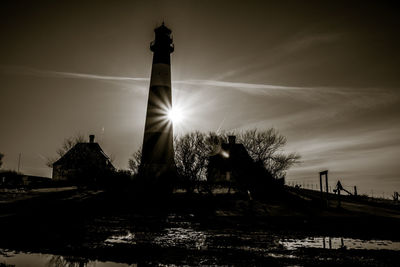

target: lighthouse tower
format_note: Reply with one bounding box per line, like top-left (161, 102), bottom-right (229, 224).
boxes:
top-left (141, 23), bottom-right (175, 178)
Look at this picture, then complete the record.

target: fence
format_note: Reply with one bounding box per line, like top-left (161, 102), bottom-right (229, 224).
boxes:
top-left (285, 180), bottom-right (397, 201)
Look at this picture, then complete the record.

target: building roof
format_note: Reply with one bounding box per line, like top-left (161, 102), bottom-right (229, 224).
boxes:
top-left (208, 137), bottom-right (275, 185)
top-left (208, 140), bottom-right (255, 171)
top-left (53, 142), bottom-right (112, 167)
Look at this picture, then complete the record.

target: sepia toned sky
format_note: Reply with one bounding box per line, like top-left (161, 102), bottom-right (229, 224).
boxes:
top-left (1, 0), bottom-right (399, 195)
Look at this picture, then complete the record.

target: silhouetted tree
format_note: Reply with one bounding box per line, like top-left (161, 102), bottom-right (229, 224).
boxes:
top-left (238, 128), bottom-right (300, 179)
top-left (0, 153), bottom-right (3, 168)
top-left (46, 134), bottom-right (86, 167)
top-left (128, 148), bottom-right (141, 175)
top-left (174, 131), bottom-right (228, 193)
top-left (128, 129), bottom-right (298, 193)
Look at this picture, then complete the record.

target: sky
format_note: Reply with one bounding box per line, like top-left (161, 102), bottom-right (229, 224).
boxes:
top-left (1, 0), bottom-right (399, 196)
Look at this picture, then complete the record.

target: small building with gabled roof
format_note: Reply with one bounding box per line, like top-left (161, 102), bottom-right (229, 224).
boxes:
top-left (52, 135), bottom-right (115, 183)
top-left (207, 136), bottom-right (277, 194)
top-left (207, 136), bottom-right (254, 184)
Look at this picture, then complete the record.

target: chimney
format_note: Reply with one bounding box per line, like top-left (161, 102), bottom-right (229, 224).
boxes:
top-left (228, 135), bottom-right (236, 145)
top-left (89, 135), bottom-right (95, 143)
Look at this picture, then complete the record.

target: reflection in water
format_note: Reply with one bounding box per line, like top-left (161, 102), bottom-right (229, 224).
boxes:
top-left (105, 232), bottom-right (136, 244)
top-left (280, 237), bottom-right (400, 251)
top-left (47, 255), bottom-right (88, 267)
top-left (0, 250), bottom-right (135, 267)
top-left (154, 227), bottom-right (207, 250)
top-left (1, 213), bottom-right (400, 266)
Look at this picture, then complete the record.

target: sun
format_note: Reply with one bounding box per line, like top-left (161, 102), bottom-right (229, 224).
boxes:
top-left (167, 107), bottom-right (184, 124)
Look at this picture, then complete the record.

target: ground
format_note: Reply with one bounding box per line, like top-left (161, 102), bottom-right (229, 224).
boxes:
top-left (0, 186), bottom-right (399, 266)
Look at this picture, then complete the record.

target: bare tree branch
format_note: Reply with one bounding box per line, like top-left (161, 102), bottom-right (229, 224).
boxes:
top-left (46, 133), bottom-right (86, 168)
top-left (174, 131), bottom-right (223, 192)
top-left (238, 128), bottom-right (300, 178)
top-left (128, 148), bottom-right (141, 175)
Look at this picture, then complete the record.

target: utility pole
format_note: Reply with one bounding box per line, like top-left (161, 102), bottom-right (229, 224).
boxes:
top-left (319, 170), bottom-right (329, 207)
top-left (17, 153), bottom-right (21, 172)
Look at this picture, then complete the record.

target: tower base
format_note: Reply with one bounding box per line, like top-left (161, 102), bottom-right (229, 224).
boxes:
top-left (138, 163), bottom-right (177, 196)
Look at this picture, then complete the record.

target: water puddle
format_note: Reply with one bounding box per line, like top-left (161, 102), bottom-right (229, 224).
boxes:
top-left (280, 237), bottom-right (400, 250)
top-left (154, 227), bottom-right (208, 250)
top-left (2, 213), bottom-right (400, 266)
top-left (2, 234), bottom-right (400, 266)
top-left (105, 231), bottom-right (136, 244)
top-left (0, 250), bottom-right (135, 267)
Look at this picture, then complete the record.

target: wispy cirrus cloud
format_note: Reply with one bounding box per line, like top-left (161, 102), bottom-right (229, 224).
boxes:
top-left (0, 65), bottom-right (305, 91)
top-left (1, 65), bottom-right (396, 107)
top-left (0, 65), bottom-right (149, 82)
top-left (0, 65), bottom-right (362, 97)
top-left (173, 79), bottom-right (305, 92)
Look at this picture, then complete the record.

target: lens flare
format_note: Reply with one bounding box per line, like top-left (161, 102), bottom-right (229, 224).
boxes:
top-left (168, 107), bottom-right (183, 124)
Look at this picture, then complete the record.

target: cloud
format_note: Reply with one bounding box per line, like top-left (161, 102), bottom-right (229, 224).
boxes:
top-left (0, 65), bottom-right (316, 96)
top-left (0, 65), bottom-right (149, 82)
top-left (7, 66), bottom-right (394, 138)
top-left (209, 32), bottom-right (343, 82)
top-left (287, 138), bottom-right (400, 194)
top-left (46, 71), bottom-right (149, 82)
top-left (173, 79), bottom-right (306, 94)
top-left (3, 65), bottom-right (393, 99)
top-left (281, 32), bottom-right (343, 54)
top-left (2, 66), bottom-right (397, 133)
